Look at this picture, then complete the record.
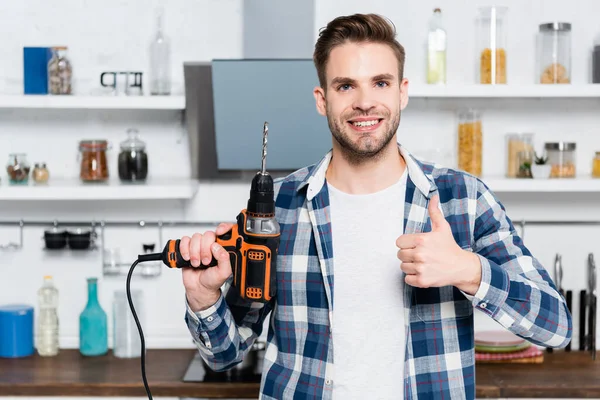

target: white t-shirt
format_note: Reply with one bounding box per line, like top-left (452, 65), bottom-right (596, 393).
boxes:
top-left (327, 170), bottom-right (408, 399)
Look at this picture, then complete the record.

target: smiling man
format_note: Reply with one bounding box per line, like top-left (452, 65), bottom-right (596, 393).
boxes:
top-left (181, 13), bottom-right (572, 400)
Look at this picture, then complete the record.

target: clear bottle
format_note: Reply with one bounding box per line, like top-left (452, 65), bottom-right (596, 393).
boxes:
top-left (149, 7), bottom-right (171, 95)
top-left (37, 276), bottom-right (59, 357)
top-left (427, 8), bottom-right (446, 84)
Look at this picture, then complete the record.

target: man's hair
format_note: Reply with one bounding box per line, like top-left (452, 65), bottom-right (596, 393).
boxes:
top-left (313, 13), bottom-right (406, 89)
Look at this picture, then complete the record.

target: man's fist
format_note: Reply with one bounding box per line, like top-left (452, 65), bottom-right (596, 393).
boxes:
top-left (396, 195), bottom-right (482, 294)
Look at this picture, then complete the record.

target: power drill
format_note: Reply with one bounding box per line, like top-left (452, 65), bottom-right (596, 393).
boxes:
top-left (164, 121), bottom-right (279, 303)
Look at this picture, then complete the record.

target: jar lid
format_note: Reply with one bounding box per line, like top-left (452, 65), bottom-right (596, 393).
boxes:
top-left (539, 22), bottom-right (571, 32)
top-left (545, 142), bottom-right (576, 151)
top-left (79, 140), bottom-right (108, 151)
top-left (35, 162), bottom-right (46, 168)
top-left (120, 129), bottom-right (146, 151)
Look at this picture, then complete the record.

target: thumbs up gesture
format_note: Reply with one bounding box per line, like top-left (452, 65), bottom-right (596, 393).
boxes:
top-left (396, 195), bottom-right (482, 294)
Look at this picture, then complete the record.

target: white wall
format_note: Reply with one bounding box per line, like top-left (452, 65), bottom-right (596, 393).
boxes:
top-left (0, 0), bottom-right (597, 356)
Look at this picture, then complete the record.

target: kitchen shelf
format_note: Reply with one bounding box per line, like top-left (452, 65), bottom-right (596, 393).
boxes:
top-left (409, 84), bottom-right (600, 98)
top-left (0, 178), bottom-right (199, 200)
top-left (0, 94), bottom-right (185, 110)
top-left (484, 176), bottom-right (600, 193)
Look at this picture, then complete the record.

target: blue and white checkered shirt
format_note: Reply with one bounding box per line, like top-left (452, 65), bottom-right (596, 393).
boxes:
top-left (185, 144), bottom-right (572, 399)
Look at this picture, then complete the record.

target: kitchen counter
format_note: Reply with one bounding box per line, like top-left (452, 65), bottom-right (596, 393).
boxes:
top-left (0, 349), bottom-right (598, 398)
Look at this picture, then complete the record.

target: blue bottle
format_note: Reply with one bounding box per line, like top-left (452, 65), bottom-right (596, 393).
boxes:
top-left (79, 278), bottom-right (108, 356)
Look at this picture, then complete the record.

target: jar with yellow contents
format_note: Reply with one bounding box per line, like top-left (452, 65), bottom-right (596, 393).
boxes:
top-left (457, 108), bottom-right (483, 177)
top-left (593, 152), bottom-right (600, 178)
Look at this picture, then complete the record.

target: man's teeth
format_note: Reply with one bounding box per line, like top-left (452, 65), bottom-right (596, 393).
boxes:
top-left (352, 120), bottom-right (379, 127)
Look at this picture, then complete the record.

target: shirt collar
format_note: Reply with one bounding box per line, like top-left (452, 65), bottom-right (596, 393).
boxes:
top-left (298, 143), bottom-right (437, 201)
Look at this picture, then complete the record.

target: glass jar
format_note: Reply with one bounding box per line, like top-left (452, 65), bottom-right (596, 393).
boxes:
top-left (113, 290), bottom-right (142, 358)
top-left (505, 133), bottom-right (534, 178)
top-left (48, 46), bottom-right (72, 95)
top-left (6, 153), bottom-right (31, 184)
top-left (457, 109), bottom-right (482, 177)
top-left (593, 152), bottom-right (600, 178)
top-left (33, 163), bottom-right (49, 184)
top-left (476, 6), bottom-right (508, 84)
top-left (516, 150), bottom-right (534, 178)
top-left (118, 129), bottom-right (148, 182)
top-left (538, 23), bottom-right (572, 84)
top-left (545, 142), bottom-right (576, 178)
top-left (79, 140), bottom-right (110, 182)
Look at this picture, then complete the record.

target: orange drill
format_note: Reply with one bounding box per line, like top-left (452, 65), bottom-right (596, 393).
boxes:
top-left (160, 122), bottom-right (280, 303)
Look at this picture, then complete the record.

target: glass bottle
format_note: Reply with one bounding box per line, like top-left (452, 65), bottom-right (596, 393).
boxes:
top-left (79, 278), bottom-right (108, 356)
top-left (476, 6), bottom-right (508, 84)
top-left (48, 47), bottom-right (72, 95)
top-left (149, 7), bottom-right (171, 95)
top-left (538, 23), bottom-right (572, 84)
top-left (457, 108), bottom-right (483, 177)
top-left (427, 8), bottom-right (446, 84)
top-left (37, 276), bottom-right (59, 357)
top-left (113, 290), bottom-right (142, 358)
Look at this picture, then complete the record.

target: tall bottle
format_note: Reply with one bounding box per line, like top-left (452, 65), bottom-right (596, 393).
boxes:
top-left (79, 277), bottom-right (108, 356)
top-left (149, 6), bottom-right (171, 95)
top-left (427, 8), bottom-right (447, 84)
top-left (37, 276), bottom-right (59, 356)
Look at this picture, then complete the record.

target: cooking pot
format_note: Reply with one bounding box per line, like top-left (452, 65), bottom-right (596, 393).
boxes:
top-left (67, 228), bottom-right (93, 250)
top-left (44, 227), bottom-right (67, 250)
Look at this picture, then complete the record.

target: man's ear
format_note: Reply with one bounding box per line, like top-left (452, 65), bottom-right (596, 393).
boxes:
top-left (399, 78), bottom-right (409, 110)
top-left (313, 86), bottom-right (327, 116)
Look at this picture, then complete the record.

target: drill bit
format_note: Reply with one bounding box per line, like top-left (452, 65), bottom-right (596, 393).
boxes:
top-left (261, 121), bottom-right (268, 174)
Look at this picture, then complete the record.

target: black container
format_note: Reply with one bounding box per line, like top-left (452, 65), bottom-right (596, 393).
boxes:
top-left (118, 128), bottom-right (148, 182)
top-left (67, 228), bottom-right (93, 250)
top-left (593, 45), bottom-right (600, 84)
top-left (44, 227), bottom-right (67, 249)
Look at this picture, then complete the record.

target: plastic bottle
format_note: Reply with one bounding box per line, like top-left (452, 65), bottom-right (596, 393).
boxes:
top-left (37, 276), bottom-right (59, 356)
top-left (149, 6), bottom-right (171, 95)
top-left (427, 8), bottom-right (447, 84)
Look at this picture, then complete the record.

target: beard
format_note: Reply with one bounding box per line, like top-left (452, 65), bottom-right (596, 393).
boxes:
top-left (326, 106), bottom-right (400, 165)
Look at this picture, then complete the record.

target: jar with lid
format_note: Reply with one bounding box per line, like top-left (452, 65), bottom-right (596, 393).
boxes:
top-left (506, 133), bottom-right (534, 177)
top-left (593, 152), bottom-right (600, 178)
top-left (538, 23), bottom-right (571, 84)
top-left (79, 140), bottom-right (110, 182)
top-left (476, 6), bottom-right (508, 84)
top-left (118, 129), bottom-right (148, 182)
top-left (33, 163), bottom-right (49, 184)
top-left (6, 153), bottom-right (31, 184)
top-left (48, 46), bottom-right (72, 95)
top-left (545, 142), bottom-right (576, 178)
top-left (457, 109), bottom-right (483, 177)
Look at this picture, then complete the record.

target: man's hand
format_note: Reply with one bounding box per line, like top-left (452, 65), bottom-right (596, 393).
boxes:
top-left (396, 195), bottom-right (482, 295)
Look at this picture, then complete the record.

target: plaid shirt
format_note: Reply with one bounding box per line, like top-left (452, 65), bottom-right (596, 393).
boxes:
top-left (185, 144), bottom-right (572, 399)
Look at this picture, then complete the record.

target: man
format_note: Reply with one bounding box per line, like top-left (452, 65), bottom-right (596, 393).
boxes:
top-left (180, 13), bottom-right (572, 400)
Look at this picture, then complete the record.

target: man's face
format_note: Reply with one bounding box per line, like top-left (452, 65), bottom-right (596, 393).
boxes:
top-left (314, 41), bottom-right (409, 164)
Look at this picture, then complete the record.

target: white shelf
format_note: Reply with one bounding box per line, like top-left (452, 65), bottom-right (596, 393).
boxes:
top-left (0, 95), bottom-right (185, 110)
top-left (484, 177), bottom-right (600, 193)
top-left (0, 178), bottom-right (199, 200)
top-left (409, 84), bottom-right (600, 98)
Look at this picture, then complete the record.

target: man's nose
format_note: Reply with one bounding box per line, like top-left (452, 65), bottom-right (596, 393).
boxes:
top-left (352, 88), bottom-right (377, 112)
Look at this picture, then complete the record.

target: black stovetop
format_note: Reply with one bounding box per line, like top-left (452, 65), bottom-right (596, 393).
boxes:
top-left (182, 352), bottom-right (261, 383)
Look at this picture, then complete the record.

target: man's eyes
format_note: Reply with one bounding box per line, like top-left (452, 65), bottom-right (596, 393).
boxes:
top-left (337, 81), bottom-right (390, 91)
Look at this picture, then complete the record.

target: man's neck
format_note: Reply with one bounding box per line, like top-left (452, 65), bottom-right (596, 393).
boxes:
top-left (326, 143), bottom-right (407, 195)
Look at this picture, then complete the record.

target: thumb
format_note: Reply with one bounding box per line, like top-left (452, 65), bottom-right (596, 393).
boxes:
top-left (428, 195), bottom-right (448, 231)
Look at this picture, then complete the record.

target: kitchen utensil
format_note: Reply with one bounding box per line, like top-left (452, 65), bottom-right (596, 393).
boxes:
top-left (67, 228), bottom-right (94, 250)
top-left (548, 253), bottom-right (563, 353)
top-left (44, 227), bottom-right (67, 250)
top-left (580, 289), bottom-right (587, 351)
top-left (588, 253), bottom-right (596, 360)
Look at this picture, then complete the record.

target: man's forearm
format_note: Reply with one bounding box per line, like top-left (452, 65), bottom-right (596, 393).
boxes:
top-left (454, 250), bottom-right (482, 296)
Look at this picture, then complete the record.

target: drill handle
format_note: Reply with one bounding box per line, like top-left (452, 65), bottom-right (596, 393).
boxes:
top-left (163, 237), bottom-right (230, 269)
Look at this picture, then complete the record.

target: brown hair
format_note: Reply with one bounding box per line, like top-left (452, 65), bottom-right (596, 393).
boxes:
top-left (313, 13), bottom-right (406, 89)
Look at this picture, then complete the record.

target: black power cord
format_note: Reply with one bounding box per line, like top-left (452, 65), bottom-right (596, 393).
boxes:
top-left (126, 253), bottom-right (164, 400)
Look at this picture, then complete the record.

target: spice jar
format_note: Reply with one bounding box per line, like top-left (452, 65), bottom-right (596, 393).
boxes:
top-left (457, 109), bottom-right (483, 177)
top-left (506, 133), bottom-right (534, 177)
top-left (545, 142), bottom-right (576, 178)
top-left (48, 46), bottom-right (72, 95)
top-left (118, 129), bottom-right (148, 182)
top-left (476, 6), bottom-right (508, 84)
top-left (33, 163), bottom-right (49, 184)
top-left (593, 152), bottom-right (600, 178)
top-left (79, 140), bottom-right (110, 182)
top-left (538, 23), bottom-right (572, 84)
top-left (6, 153), bottom-right (31, 184)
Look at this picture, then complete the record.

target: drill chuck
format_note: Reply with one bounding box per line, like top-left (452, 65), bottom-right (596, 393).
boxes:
top-left (247, 172), bottom-right (275, 216)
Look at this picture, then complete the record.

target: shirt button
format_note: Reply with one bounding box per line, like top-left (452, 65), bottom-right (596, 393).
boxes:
top-left (206, 343), bottom-right (212, 349)
top-left (207, 316), bottom-right (214, 322)
top-left (325, 379), bottom-right (332, 385)
top-left (480, 302), bottom-right (487, 309)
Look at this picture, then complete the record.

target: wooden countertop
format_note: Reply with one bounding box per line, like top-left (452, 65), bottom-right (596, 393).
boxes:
top-left (0, 349), bottom-right (598, 398)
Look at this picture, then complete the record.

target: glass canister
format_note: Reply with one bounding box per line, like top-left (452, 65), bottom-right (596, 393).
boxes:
top-left (457, 109), bottom-right (483, 177)
top-left (79, 277), bottom-right (108, 357)
top-left (476, 6), bottom-right (508, 84)
top-left (538, 23), bottom-right (571, 84)
top-left (33, 162), bottom-right (50, 184)
top-left (113, 290), bottom-right (142, 358)
top-left (545, 142), bottom-right (576, 178)
top-left (118, 129), bottom-right (148, 182)
top-left (48, 46), bottom-right (73, 95)
top-left (593, 152), bottom-right (600, 178)
top-left (505, 133), bottom-right (534, 177)
top-left (6, 153), bottom-right (31, 184)
top-left (79, 140), bottom-right (110, 182)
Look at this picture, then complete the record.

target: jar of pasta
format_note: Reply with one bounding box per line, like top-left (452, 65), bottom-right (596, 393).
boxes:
top-left (506, 133), bottom-right (534, 177)
top-left (545, 142), bottom-right (576, 178)
top-left (476, 6), bottom-right (508, 84)
top-left (457, 109), bottom-right (482, 177)
top-left (79, 140), bottom-right (110, 182)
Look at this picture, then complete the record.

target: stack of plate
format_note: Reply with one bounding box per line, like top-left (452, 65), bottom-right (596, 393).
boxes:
top-left (475, 330), bottom-right (543, 363)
